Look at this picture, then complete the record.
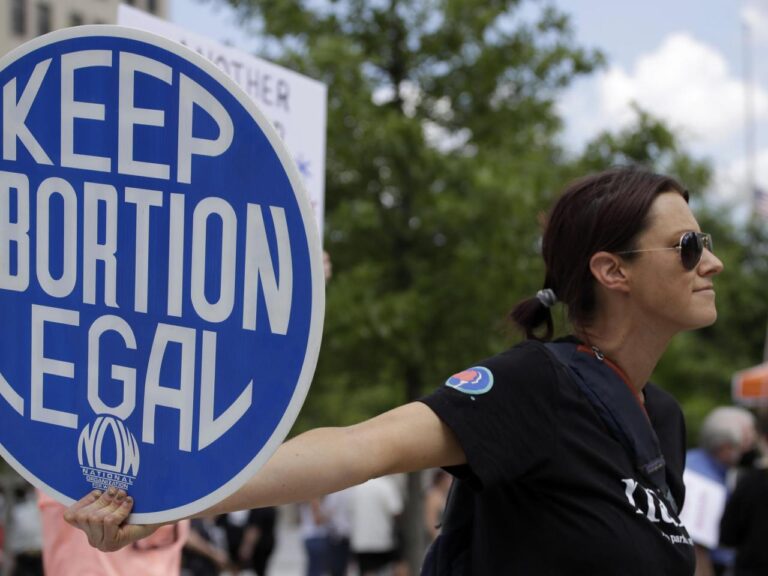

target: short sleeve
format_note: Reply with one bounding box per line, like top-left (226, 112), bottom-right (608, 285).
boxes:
top-left (420, 341), bottom-right (559, 489)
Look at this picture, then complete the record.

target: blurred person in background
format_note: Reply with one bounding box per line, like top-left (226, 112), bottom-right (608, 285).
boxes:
top-left (218, 508), bottom-right (277, 576)
top-left (0, 489), bottom-right (5, 573)
top-left (182, 517), bottom-right (231, 576)
top-left (680, 406), bottom-right (756, 576)
top-left (324, 489), bottom-right (353, 576)
top-left (300, 498), bottom-right (332, 576)
top-left (719, 413), bottom-right (768, 576)
top-left (350, 475), bottom-right (403, 576)
top-left (38, 490), bottom-right (189, 576)
top-left (6, 484), bottom-right (43, 576)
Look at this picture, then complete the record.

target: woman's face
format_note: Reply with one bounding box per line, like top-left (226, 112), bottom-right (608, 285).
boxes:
top-left (623, 191), bottom-right (724, 333)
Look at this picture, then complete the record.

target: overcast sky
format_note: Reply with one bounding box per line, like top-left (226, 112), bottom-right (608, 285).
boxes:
top-left (170, 0), bottom-right (768, 209)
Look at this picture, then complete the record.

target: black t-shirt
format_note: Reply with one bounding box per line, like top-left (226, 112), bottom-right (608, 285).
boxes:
top-left (720, 468), bottom-right (768, 576)
top-left (420, 340), bottom-right (695, 576)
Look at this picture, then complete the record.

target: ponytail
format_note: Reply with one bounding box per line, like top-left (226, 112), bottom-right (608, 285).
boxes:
top-left (510, 289), bottom-right (557, 341)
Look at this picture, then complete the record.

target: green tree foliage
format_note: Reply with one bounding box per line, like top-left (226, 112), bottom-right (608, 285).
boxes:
top-left (573, 104), bottom-right (711, 193)
top-left (210, 0), bottom-right (603, 427)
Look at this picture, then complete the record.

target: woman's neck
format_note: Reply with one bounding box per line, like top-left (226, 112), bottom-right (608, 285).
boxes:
top-left (575, 323), bottom-right (672, 393)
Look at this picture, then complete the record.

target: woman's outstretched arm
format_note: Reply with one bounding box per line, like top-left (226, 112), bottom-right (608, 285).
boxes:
top-left (64, 401), bottom-right (464, 551)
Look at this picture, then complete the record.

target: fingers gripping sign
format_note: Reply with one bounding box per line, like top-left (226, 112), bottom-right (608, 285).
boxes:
top-left (87, 489), bottom-right (133, 549)
top-left (64, 489), bottom-right (158, 551)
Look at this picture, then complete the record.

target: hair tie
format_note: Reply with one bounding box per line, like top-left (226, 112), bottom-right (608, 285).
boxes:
top-left (536, 289), bottom-right (558, 308)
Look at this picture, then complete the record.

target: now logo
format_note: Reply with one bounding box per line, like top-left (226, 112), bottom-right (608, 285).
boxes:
top-left (78, 415), bottom-right (140, 478)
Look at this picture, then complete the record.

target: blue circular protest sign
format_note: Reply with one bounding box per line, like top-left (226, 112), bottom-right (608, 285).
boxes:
top-left (0, 26), bottom-right (324, 522)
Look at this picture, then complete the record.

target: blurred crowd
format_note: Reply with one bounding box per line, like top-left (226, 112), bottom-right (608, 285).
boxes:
top-left (0, 470), bottom-right (451, 576)
top-left (679, 406), bottom-right (768, 576)
top-left (3, 403), bottom-right (768, 576)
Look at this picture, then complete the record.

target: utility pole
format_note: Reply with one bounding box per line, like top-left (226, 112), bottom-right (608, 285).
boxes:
top-left (744, 20), bottom-right (768, 362)
top-left (744, 20), bottom-right (756, 207)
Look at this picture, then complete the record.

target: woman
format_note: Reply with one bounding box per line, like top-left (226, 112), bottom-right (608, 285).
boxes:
top-left (64, 166), bottom-right (723, 575)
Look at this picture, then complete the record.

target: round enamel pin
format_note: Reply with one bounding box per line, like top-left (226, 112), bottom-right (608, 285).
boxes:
top-left (445, 366), bottom-right (494, 395)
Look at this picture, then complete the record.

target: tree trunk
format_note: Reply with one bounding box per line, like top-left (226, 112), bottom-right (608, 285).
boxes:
top-left (401, 360), bottom-right (426, 574)
top-left (403, 469), bottom-right (425, 575)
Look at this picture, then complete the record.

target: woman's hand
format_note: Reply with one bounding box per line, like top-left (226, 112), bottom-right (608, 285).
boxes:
top-left (63, 487), bottom-right (160, 551)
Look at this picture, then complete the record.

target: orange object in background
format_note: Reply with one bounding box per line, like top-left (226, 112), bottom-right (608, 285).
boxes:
top-left (733, 363), bottom-right (768, 405)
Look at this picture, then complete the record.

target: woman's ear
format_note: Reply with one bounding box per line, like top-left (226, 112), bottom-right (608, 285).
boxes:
top-left (589, 251), bottom-right (630, 294)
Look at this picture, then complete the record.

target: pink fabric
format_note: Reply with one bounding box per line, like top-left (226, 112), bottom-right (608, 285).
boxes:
top-left (37, 491), bottom-right (188, 576)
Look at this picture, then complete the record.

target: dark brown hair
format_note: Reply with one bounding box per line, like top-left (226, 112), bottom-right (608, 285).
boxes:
top-left (511, 166), bottom-right (688, 340)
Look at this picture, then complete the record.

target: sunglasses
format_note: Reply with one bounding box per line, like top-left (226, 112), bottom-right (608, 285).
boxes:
top-left (617, 231), bottom-right (713, 271)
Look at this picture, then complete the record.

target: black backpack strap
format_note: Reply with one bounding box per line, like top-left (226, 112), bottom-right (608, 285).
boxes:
top-left (544, 342), bottom-right (678, 514)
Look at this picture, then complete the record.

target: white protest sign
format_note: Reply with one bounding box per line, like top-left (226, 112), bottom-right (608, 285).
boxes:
top-left (678, 469), bottom-right (727, 549)
top-left (118, 4), bottom-right (327, 238)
